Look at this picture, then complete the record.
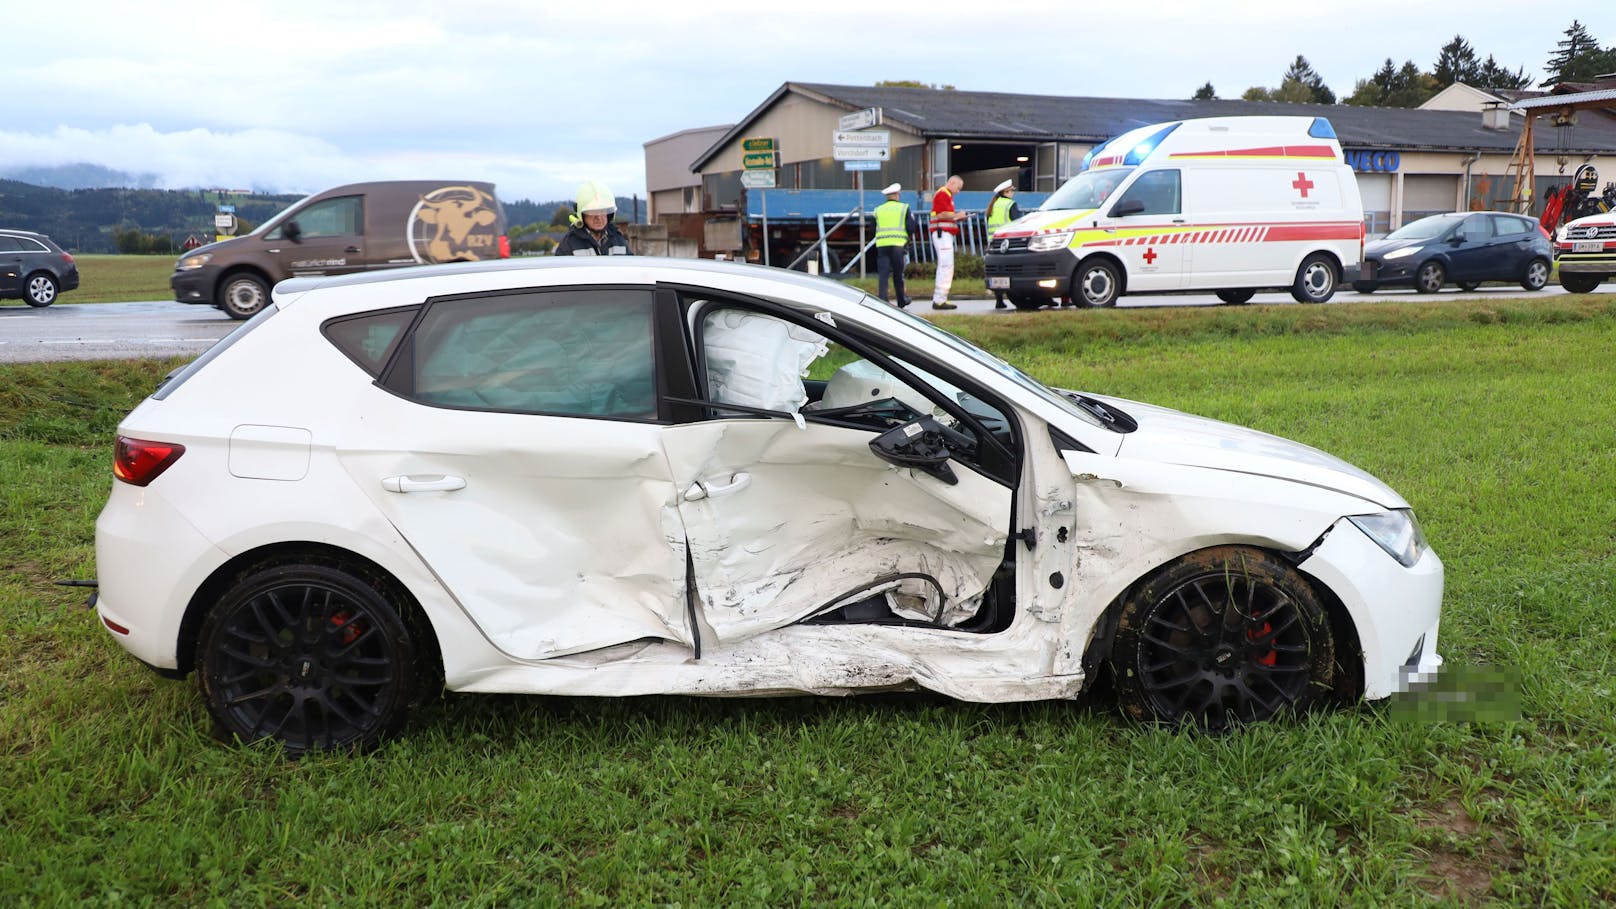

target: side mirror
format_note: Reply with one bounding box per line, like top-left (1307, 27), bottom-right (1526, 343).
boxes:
top-left (1112, 200), bottom-right (1145, 217)
top-left (869, 416), bottom-right (960, 485)
top-left (283, 220), bottom-right (303, 243)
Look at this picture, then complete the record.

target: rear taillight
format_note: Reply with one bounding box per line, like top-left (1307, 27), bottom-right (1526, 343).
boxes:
top-left (498, 235), bottom-right (511, 259)
top-left (62, 252), bottom-right (75, 265)
top-left (113, 436), bottom-right (185, 487)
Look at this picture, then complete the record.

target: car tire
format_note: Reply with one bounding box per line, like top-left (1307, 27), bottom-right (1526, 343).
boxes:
top-left (219, 272), bottom-right (271, 320)
top-left (1457, 281), bottom-right (1480, 292)
top-left (25, 272), bottom-right (58, 307)
top-left (1290, 253), bottom-right (1337, 304)
top-left (1215, 289), bottom-right (1255, 305)
top-left (1560, 273), bottom-right (1602, 294)
top-left (1414, 261), bottom-right (1446, 294)
top-left (1351, 281), bottom-right (1378, 294)
top-left (197, 561), bottom-right (423, 755)
top-left (1008, 293), bottom-right (1045, 311)
top-left (1074, 259), bottom-right (1121, 308)
top-left (1520, 258), bottom-right (1550, 292)
top-left (1110, 546), bottom-right (1336, 731)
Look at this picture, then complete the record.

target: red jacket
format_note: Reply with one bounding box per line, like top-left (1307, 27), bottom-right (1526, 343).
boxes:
top-left (931, 186), bottom-right (958, 235)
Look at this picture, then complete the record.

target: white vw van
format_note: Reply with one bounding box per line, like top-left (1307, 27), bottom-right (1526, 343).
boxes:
top-left (984, 116), bottom-right (1364, 308)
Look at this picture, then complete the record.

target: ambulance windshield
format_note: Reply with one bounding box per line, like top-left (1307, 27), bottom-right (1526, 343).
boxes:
top-left (1041, 168), bottom-right (1134, 212)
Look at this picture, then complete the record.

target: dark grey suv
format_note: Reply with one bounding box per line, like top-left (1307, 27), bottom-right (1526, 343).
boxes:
top-left (1, 229), bottom-right (80, 307)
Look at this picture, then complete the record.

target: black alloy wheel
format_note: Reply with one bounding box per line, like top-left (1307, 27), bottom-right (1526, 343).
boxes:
top-left (197, 562), bottom-right (422, 755)
top-left (1111, 547), bottom-right (1335, 731)
top-left (1415, 261), bottom-right (1446, 294)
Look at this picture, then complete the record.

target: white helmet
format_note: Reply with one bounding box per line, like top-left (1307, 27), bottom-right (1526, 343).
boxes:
top-left (575, 180), bottom-right (617, 216)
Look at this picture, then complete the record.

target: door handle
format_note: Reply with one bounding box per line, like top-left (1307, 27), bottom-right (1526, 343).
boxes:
top-left (345, 246), bottom-right (361, 254)
top-left (382, 474), bottom-right (466, 493)
top-left (684, 471), bottom-right (751, 501)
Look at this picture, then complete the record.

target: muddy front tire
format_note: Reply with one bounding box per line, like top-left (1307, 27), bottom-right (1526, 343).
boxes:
top-left (1110, 546), bottom-right (1335, 731)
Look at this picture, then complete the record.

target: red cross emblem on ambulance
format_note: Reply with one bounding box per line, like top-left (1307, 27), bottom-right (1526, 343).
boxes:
top-left (1292, 172), bottom-right (1315, 198)
top-left (1142, 247), bottom-right (1158, 265)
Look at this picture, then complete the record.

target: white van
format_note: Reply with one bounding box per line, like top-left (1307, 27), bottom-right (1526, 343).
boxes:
top-left (984, 116), bottom-right (1364, 308)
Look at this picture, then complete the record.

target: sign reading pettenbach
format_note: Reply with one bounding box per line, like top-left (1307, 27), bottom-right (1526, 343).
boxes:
top-left (1345, 149), bottom-right (1401, 173)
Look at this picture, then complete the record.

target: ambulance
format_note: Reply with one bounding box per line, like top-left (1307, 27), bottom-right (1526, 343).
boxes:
top-left (984, 116), bottom-right (1364, 308)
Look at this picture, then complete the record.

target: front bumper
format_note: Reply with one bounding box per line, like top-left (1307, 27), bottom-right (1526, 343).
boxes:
top-left (1553, 251), bottom-right (1616, 275)
top-left (1299, 517), bottom-right (1444, 699)
top-left (171, 266), bottom-right (220, 305)
top-left (1357, 257), bottom-right (1414, 286)
top-left (985, 249), bottom-right (1076, 297)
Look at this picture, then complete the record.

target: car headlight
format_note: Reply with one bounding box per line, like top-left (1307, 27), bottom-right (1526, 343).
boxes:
top-left (1348, 510), bottom-right (1428, 567)
top-left (1027, 231), bottom-right (1075, 253)
top-left (1383, 246), bottom-right (1421, 260)
top-left (178, 253), bottom-right (212, 271)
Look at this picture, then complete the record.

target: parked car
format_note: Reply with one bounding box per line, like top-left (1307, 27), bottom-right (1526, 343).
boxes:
top-left (0, 228), bottom-right (79, 307)
top-left (95, 258), bottom-right (1443, 753)
top-left (1553, 212), bottom-right (1615, 294)
top-left (1354, 212), bottom-right (1552, 294)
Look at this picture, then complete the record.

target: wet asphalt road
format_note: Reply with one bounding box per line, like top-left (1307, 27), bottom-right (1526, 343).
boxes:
top-left (0, 283), bottom-right (1585, 363)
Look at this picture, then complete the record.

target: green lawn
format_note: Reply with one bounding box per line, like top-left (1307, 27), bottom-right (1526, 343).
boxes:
top-left (2, 297), bottom-right (1614, 905)
top-left (64, 254), bottom-right (176, 303)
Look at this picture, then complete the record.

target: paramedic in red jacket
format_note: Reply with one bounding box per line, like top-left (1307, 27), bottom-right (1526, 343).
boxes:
top-left (929, 175), bottom-right (967, 310)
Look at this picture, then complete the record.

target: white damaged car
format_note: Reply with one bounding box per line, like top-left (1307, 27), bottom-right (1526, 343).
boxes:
top-left (95, 257), bottom-right (1442, 752)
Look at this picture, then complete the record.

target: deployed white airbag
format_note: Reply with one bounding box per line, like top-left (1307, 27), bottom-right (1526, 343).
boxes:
top-left (703, 310), bottom-right (829, 414)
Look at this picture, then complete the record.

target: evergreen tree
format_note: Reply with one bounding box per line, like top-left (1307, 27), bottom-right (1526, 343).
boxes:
top-left (1542, 20), bottom-right (1616, 86)
top-left (1433, 35), bottom-right (1478, 87)
top-left (1475, 55), bottom-right (1533, 90)
top-left (1344, 59), bottom-right (1434, 107)
top-left (1192, 81), bottom-right (1217, 100)
top-left (1282, 55), bottom-right (1336, 104)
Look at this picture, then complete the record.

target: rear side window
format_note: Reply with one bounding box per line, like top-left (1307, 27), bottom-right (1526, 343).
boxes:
top-left (0, 237), bottom-right (20, 252)
top-left (392, 289), bottom-right (657, 419)
top-left (15, 237), bottom-right (49, 252)
top-left (324, 308), bottom-right (417, 377)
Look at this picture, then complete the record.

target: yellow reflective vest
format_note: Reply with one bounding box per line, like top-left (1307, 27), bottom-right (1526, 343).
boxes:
top-left (874, 200), bottom-right (910, 247)
top-left (988, 196), bottom-right (1016, 234)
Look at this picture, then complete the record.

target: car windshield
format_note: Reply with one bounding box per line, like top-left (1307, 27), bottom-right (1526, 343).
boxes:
top-left (860, 296), bottom-right (1111, 430)
top-left (1384, 216), bottom-right (1457, 241)
top-left (1041, 168), bottom-right (1134, 212)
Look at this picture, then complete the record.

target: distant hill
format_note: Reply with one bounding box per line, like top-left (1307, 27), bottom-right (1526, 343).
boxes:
top-left (0, 178), bottom-right (636, 253)
top-left (0, 163), bottom-right (166, 191)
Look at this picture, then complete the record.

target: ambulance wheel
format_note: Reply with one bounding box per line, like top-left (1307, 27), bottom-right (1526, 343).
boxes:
top-left (1075, 260), bottom-right (1121, 308)
top-left (1560, 273), bottom-right (1602, 294)
top-left (1290, 254), bottom-right (1337, 303)
top-left (1351, 281), bottom-right (1378, 294)
top-left (1215, 289), bottom-right (1255, 305)
top-left (1414, 261), bottom-right (1446, 294)
top-left (1457, 281), bottom-right (1480, 292)
top-left (1008, 293), bottom-right (1045, 311)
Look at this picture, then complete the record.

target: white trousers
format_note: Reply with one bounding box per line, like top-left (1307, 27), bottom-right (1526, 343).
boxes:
top-left (931, 231), bottom-right (955, 303)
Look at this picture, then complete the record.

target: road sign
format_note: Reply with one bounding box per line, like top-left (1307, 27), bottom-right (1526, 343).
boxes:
top-left (742, 151), bottom-right (778, 170)
top-left (741, 170), bottom-right (776, 188)
top-left (214, 214), bottom-right (237, 230)
top-left (843, 160), bottom-right (881, 171)
top-left (838, 108), bottom-right (882, 132)
top-left (741, 137), bottom-right (776, 153)
top-left (833, 145), bottom-right (890, 161)
top-left (833, 130), bottom-right (890, 147)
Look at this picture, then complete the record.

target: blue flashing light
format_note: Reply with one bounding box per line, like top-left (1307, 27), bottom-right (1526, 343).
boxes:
top-left (1081, 137), bottom-right (1115, 171)
top-left (1309, 117), bottom-right (1338, 139)
top-left (1122, 123), bottom-right (1180, 166)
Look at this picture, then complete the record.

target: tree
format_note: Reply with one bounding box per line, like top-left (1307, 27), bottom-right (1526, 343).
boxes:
top-left (1282, 55), bottom-right (1336, 104)
top-left (874, 80), bottom-right (956, 90)
top-left (1542, 19), bottom-right (1616, 86)
top-left (1475, 55), bottom-right (1532, 90)
top-left (1191, 81), bottom-right (1217, 100)
top-left (1433, 34), bottom-right (1478, 87)
top-left (1344, 58), bottom-right (1438, 108)
top-left (550, 204), bottom-right (574, 227)
top-left (1241, 86), bottom-right (1275, 102)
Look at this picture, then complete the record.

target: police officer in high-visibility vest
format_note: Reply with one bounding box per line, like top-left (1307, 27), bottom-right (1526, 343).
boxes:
top-left (873, 182), bottom-right (920, 308)
top-left (985, 179), bottom-right (1022, 309)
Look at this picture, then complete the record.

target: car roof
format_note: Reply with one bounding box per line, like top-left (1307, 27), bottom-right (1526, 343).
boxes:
top-left (275, 256), bottom-right (872, 304)
top-left (0, 228), bottom-right (51, 238)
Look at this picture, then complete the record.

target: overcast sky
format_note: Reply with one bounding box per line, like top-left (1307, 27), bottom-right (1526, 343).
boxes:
top-left (7, 2), bottom-right (1613, 202)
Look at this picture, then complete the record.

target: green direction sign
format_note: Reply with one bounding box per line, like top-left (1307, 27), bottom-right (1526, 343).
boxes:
top-left (742, 151), bottom-right (778, 170)
top-left (741, 137), bottom-right (776, 153)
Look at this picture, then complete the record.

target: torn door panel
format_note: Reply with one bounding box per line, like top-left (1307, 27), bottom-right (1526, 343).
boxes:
top-left (661, 419), bottom-right (1012, 644)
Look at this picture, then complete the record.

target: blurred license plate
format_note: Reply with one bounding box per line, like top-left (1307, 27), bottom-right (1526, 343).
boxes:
top-left (1573, 241), bottom-right (1604, 253)
top-left (987, 276), bottom-right (1010, 289)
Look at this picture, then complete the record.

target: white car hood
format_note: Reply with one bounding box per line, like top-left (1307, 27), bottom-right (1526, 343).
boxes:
top-left (1079, 392), bottom-right (1408, 510)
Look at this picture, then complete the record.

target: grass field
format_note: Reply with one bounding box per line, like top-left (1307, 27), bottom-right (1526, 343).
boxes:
top-left (3, 296), bottom-right (1615, 905)
top-left (62, 254), bottom-right (175, 303)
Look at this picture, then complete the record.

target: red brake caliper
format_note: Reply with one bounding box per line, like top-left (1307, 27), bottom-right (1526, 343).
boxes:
top-left (329, 611), bottom-right (363, 645)
top-left (1247, 612), bottom-right (1278, 667)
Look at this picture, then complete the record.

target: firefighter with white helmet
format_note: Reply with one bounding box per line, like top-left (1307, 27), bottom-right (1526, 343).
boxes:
top-left (554, 180), bottom-right (633, 256)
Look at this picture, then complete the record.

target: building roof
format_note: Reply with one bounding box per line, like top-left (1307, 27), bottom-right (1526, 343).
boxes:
top-left (691, 81), bottom-right (1616, 171)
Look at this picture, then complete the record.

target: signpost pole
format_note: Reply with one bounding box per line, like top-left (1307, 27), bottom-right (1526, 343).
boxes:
top-left (761, 190), bottom-right (769, 268)
top-left (857, 171), bottom-right (865, 279)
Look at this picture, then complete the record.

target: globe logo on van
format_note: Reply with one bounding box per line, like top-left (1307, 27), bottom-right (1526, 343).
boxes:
top-left (407, 185), bottom-right (501, 263)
